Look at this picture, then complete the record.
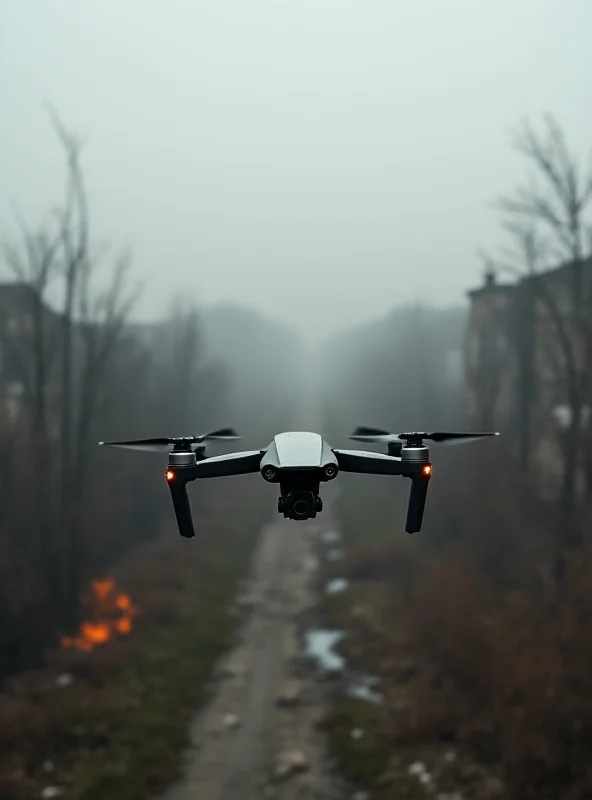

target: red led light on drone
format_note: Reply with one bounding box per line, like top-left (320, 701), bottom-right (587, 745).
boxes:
top-left (165, 470), bottom-right (175, 481)
top-left (423, 465), bottom-right (432, 476)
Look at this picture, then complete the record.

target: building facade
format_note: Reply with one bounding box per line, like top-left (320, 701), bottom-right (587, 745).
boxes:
top-left (465, 260), bottom-right (592, 502)
top-left (0, 283), bottom-right (63, 433)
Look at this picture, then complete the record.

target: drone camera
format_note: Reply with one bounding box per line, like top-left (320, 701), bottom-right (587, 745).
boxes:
top-left (280, 489), bottom-right (319, 520)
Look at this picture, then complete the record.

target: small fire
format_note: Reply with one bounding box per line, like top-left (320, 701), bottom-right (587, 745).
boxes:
top-left (60, 577), bottom-right (138, 652)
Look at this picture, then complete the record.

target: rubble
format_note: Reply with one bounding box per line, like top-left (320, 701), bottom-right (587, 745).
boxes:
top-left (325, 577), bottom-right (349, 594)
top-left (273, 749), bottom-right (309, 782)
top-left (320, 529), bottom-right (341, 544)
top-left (222, 713), bottom-right (241, 729)
top-left (275, 680), bottom-right (303, 708)
top-left (40, 788), bottom-right (63, 799)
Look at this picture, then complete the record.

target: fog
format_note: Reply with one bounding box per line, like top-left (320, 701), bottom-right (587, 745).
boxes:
top-left (4, 4), bottom-right (592, 799)
top-left (3, 0), bottom-right (592, 338)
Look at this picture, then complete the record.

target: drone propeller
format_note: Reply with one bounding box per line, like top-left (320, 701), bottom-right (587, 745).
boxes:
top-left (349, 426), bottom-right (403, 444)
top-left (350, 426), bottom-right (499, 447)
top-left (99, 427), bottom-right (241, 453)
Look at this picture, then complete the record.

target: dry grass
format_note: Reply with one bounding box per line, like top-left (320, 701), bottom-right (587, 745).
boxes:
top-left (324, 446), bottom-right (592, 800)
top-left (0, 482), bottom-right (268, 800)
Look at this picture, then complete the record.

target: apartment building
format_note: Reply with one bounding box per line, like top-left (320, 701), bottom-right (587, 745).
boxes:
top-left (465, 259), bottom-right (592, 501)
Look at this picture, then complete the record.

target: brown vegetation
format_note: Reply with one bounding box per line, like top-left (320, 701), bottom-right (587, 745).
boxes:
top-left (410, 453), bottom-right (591, 794)
top-left (0, 111), bottom-right (302, 687)
top-left (328, 444), bottom-right (592, 799)
top-left (0, 479), bottom-right (267, 800)
top-left (320, 116), bottom-right (592, 799)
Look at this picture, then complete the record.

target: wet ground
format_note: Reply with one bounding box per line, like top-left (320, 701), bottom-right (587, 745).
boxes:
top-left (160, 503), bottom-right (348, 800)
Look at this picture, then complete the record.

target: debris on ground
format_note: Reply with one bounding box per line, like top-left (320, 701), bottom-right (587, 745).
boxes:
top-left (273, 749), bottom-right (309, 782)
top-left (40, 788), bottom-right (63, 799)
top-left (325, 577), bottom-right (349, 595)
top-left (320, 530), bottom-right (341, 545)
top-left (220, 662), bottom-right (244, 679)
top-left (275, 680), bottom-right (303, 708)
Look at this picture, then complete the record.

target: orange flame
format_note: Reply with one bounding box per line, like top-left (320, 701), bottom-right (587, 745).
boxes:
top-left (115, 594), bottom-right (131, 611)
top-left (115, 617), bottom-right (132, 634)
top-left (61, 577), bottom-right (138, 653)
top-left (91, 578), bottom-right (115, 600)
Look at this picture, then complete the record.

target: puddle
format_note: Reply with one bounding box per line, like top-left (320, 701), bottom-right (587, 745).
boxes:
top-left (347, 675), bottom-right (383, 704)
top-left (304, 628), bottom-right (346, 672)
top-left (325, 577), bottom-right (349, 595)
top-left (320, 529), bottom-right (342, 545)
top-left (304, 630), bottom-right (385, 703)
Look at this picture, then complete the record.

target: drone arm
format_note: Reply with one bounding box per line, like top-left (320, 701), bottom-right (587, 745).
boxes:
top-left (193, 449), bottom-right (265, 478)
top-left (334, 448), bottom-right (430, 533)
top-left (332, 449), bottom-right (403, 476)
top-left (164, 451), bottom-right (263, 538)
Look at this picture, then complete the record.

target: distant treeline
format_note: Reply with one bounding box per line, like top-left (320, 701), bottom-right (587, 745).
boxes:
top-left (320, 303), bottom-right (466, 442)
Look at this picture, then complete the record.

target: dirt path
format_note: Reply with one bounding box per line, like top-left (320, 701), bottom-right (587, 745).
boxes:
top-left (161, 500), bottom-right (346, 800)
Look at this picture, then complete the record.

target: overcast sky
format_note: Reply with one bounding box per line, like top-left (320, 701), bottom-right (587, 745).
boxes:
top-left (2, 1), bottom-right (592, 338)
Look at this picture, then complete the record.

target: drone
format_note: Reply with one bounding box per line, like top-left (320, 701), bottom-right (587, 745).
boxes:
top-left (99, 425), bottom-right (499, 538)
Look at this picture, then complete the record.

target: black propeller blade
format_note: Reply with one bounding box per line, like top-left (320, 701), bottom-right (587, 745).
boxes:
top-left (414, 431), bottom-right (499, 445)
top-left (349, 426), bottom-right (402, 444)
top-left (350, 427), bottom-right (499, 446)
top-left (99, 427), bottom-right (241, 453)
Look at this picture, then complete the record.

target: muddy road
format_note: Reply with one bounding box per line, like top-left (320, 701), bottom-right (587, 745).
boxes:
top-left (161, 492), bottom-right (346, 800)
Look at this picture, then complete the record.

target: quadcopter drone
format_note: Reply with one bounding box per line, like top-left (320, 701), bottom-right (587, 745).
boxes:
top-left (99, 425), bottom-right (499, 537)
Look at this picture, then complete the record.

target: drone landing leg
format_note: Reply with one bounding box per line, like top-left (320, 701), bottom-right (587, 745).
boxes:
top-left (405, 475), bottom-right (430, 534)
top-left (166, 473), bottom-right (196, 538)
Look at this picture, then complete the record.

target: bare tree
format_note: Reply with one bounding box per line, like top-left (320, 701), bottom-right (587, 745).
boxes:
top-left (161, 298), bottom-right (207, 431)
top-left (61, 250), bottom-right (138, 627)
top-left (494, 116), bottom-right (592, 521)
top-left (1, 206), bottom-right (63, 614)
top-left (2, 110), bottom-right (140, 630)
top-left (0, 109), bottom-right (242, 675)
top-left (46, 106), bottom-right (89, 515)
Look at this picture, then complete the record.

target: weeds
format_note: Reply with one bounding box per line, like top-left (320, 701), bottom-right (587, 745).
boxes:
top-left (0, 482), bottom-right (268, 800)
top-left (325, 445), bottom-right (592, 799)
